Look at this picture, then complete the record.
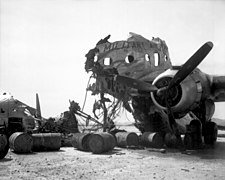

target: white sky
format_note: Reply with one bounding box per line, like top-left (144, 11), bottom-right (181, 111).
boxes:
top-left (1, 0), bottom-right (225, 119)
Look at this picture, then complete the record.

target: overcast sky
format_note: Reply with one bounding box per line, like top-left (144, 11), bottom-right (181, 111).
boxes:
top-left (1, 0), bottom-right (225, 119)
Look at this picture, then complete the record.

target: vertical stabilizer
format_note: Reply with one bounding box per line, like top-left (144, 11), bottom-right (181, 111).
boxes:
top-left (36, 93), bottom-right (42, 118)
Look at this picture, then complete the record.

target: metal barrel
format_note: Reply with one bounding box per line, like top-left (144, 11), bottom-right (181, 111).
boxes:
top-left (31, 133), bottom-right (61, 151)
top-left (9, 132), bottom-right (33, 153)
top-left (71, 133), bottom-right (91, 151)
top-left (88, 132), bottom-right (116, 154)
top-left (115, 132), bottom-right (139, 148)
top-left (164, 132), bottom-right (181, 148)
top-left (109, 130), bottom-right (127, 147)
top-left (0, 134), bottom-right (9, 159)
top-left (141, 132), bottom-right (164, 148)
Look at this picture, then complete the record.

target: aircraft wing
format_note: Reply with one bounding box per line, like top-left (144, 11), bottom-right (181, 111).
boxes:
top-left (0, 97), bottom-right (37, 117)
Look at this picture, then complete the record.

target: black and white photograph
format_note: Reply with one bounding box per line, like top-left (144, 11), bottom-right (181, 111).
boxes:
top-left (1, 0), bottom-right (225, 179)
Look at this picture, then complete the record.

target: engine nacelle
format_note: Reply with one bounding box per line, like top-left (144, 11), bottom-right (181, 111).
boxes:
top-left (151, 69), bottom-right (203, 115)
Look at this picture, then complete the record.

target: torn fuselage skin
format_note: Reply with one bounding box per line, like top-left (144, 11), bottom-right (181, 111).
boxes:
top-left (85, 33), bottom-right (173, 134)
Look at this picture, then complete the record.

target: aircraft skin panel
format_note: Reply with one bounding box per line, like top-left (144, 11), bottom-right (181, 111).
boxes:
top-left (211, 76), bottom-right (225, 102)
top-left (0, 96), bottom-right (37, 117)
top-left (85, 33), bottom-right (172, 82)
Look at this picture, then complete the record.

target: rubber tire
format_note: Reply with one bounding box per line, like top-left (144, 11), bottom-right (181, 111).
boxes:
top-left (204, 122), bottom-right (218, 145)
top-left (184, 134), bottom-right (193, 149)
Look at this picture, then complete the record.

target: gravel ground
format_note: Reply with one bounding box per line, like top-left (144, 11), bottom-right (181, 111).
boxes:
top-left (1, 132), bottom-right (225, 180)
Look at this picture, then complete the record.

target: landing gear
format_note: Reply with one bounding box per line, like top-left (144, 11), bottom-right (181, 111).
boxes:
top-left (204, 121), bottom-right (218, 145)
top-left (184, 120), bottom-right (218, 149)
top-left (184, 119), bottom-right (203, 149)
top-left (183, 133), bottom-right (193, 149)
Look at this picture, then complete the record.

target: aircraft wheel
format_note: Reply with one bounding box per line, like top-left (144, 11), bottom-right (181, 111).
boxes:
top-left (0, 134), bottom-right (9, 159)
top-left (183, 134), bottom-right (193, 149)
top-left (189, 120), bottom-right (202, 133)
top-left (204, 122), bottom-right (218, 145)
top-left (189, 120), bottom-right (203, 148)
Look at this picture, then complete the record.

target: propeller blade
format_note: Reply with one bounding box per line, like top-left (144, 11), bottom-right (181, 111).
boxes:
top-left (115, 75), bottom-right (158, 92)
top-left (168, 41), bottom-right (213, 89)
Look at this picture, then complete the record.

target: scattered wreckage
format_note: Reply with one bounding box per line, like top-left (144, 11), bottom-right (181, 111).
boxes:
top-left (1, 32), bottom-right (225, 159)
top-left (0, 94), bottom-right (80, 157)
top-left (0, 93), bottom-right (138, 157)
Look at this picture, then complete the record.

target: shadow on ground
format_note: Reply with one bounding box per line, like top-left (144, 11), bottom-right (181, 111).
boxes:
top-left (0, 157), bottom-right (13, 162)
top-left (132, 137), bottom-right (225, 160)
top-left (189, 139), bottom-right (225, 160)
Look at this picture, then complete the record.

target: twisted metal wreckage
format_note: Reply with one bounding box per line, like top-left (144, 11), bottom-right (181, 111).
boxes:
top-left (84, 32), bottom-right (225, 148)
top-left (84, 33), bottom-right (176, 134)
top-left (1, 32), bottom-right (225, 159)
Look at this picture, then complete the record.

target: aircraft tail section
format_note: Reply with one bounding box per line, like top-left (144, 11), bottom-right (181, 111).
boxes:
top-left (36, 93), bottom-right (42, 118)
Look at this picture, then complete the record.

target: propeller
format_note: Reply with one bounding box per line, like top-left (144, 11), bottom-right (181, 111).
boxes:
top-left (115, 42), bottom-right (213, 141)
top-left (115, 75), bottom-right (158, 92)
top-left (161, 42), bottom-right (213, 138)
top-left (116, 42), bottom-right (213, 94)
top-left (168, 41), bottom-right (213, 90)
top-left (157, 41), bottom-right (213, 96)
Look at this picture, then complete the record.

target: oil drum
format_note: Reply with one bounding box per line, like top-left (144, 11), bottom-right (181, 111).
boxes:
top-left (115, 132), bottom-right (139, 148)
top-left (9, 132), bottom-right (33, 153)
top-left (71, 133), bottom-right (91, 151)
top-left (32, 133), bottom-right (61, 151)
top-left (141, 132), bottom-right (164, 148)
top-left (0, 134), bottom-right (9, 159)
top-left (88, 132), bottom-right (116, 154)
top-left (164, 132), bottom-right (182, 148)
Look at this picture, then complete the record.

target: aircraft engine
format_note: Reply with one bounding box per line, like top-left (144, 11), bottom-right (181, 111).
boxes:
top-left (151, 69), bottom-right (204, 116)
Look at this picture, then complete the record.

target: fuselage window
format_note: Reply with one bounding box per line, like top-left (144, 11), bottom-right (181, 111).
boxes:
top-left (145, 54), bottom-right (150, 62)
top-left (154, 52), bottom-right (160, 66)
top-left (125, 55), bottom-right (134, 63)
top-left (103, 57), bottom-right (112, 66)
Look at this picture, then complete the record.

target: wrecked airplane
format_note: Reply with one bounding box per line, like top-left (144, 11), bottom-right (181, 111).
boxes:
top-left (0, 93), bottom-right (41, 158)
top-left (0, 93), bottom-right (81, 158)
top-left (84, 32), bottom-right (225, 149)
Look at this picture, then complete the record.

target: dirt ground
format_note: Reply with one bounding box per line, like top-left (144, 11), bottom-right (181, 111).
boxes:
top-left (1, 131), bottom-right (225, 180)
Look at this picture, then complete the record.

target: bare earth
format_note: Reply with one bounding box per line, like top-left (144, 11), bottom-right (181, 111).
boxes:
top-left (1, 133), bottom-right (225, 180)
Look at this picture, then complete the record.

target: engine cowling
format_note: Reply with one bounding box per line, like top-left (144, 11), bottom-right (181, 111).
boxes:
top-left (150, 69), bottom-right (203, 115)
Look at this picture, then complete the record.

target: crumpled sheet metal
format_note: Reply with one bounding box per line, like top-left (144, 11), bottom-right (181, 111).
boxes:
top-left (87, 32), bottom-right (172, 81)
